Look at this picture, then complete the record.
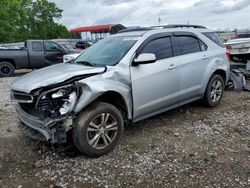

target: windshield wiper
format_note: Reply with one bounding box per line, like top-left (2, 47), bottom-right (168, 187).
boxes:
top-left (76, 61), bottom-right (96, 67)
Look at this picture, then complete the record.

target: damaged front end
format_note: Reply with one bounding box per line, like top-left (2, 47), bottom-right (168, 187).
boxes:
top-left (11, 83), bottom-right (80, 143)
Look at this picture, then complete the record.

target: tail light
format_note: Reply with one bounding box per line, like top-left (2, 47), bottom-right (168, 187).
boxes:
top-left (226, 50), bottom-right (231, 63)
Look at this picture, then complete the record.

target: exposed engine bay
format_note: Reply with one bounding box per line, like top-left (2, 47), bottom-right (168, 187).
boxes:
top-left (34, 84), bottom-right (79, 120)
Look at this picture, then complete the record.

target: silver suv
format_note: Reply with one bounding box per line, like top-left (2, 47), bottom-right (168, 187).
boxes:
top-left (11, 25), bottom-right (230, 157)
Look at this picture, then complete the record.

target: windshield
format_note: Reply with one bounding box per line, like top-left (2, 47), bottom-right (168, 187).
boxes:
top-left (74, 36), bottom-right (139, 66)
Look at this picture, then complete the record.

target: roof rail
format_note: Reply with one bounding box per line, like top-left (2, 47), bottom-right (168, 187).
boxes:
top-left (117, 24), bottom-right (207, 34)
top-left (151, 24), bottom-right (207, 29)
top-left (118, 27), bottom-right (151, 33)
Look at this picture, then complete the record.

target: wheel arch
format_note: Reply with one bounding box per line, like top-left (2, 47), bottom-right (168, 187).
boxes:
top-left (92, 91), bottom-right (129, 120)
top-left (74, 86), bottom-right (132, 121)
top-left (202, 68), bottom-right (227, 95)
top-left (0, 59), bottom-right (16, 68)
top-left (213, 69), bottom-right (227, 84)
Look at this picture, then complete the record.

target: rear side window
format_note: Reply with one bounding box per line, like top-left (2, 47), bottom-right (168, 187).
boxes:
top-left (173, 36), bottom-right (201, 56)
top-left (140, 37), bottom-right (173, 60)
top-left (203, 32), bottom-right (224, 47)
top-left (32, 42), bottom-right (42, 52)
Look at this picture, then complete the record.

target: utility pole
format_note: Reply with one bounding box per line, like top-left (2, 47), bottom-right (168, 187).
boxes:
top-left (158, 17), bottom-right (161, 26)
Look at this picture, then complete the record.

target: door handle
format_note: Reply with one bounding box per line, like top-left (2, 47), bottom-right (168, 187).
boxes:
top-left (168, 64), bottom-right (178, 70)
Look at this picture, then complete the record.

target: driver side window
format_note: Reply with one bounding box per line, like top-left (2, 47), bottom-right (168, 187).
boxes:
top-left (44, 41), bottom-right (61, 52)
top-left (140, 37), bottom-right (173, 60)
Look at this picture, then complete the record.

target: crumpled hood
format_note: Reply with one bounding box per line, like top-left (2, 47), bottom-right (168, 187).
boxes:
top-left (11, 63), bottom-right (105, 93)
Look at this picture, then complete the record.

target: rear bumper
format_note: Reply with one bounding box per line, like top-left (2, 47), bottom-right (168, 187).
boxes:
top-left (16, 104), bottom-right (67, 143)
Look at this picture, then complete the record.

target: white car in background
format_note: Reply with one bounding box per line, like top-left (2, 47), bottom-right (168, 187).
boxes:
top-left (224, 33), bottom-right (250, 56)
top-left (224, 38), bottom-right (250, 55)
top-left (63, 52), bottom-right (83, 63)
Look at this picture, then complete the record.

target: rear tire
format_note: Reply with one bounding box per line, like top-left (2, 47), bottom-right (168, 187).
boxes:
top-left (73, 102), bottom-right (124, 157)
top-left (0, 62), bottom-right (15, 77)
top-left (203, 74), bottom-right (225, 107)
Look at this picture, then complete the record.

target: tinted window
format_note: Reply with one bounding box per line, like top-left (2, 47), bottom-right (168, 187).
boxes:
top-left (203, 32), bottom-right (224, 47)
top-left (140, 37), bottom-right (173, 60)
top-left (32, 42), bottom-right (42, 52)
top-left (44, 41), bottom-right (61, 52)
top-left (173, 36), bottom-right (201, 56)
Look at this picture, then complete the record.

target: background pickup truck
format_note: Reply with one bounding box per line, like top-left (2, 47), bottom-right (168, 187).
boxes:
top-left (0, 40), bottom-right (79, 77)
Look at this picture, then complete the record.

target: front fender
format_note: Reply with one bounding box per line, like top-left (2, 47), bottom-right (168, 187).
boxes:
top-left (74, 76), bottom-right (132, 119)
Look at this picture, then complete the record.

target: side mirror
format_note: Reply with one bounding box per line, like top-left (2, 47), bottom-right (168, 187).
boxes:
top-left (132, 53), bottom-right (156, 66)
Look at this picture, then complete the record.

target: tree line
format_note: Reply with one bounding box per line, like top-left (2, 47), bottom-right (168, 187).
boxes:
top-left (0, 0), bottom-right (75, 43)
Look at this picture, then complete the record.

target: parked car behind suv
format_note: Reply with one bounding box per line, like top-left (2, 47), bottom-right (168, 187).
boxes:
top-left (0, 40), bottom-right (79, 77)
top-left (75, 41), bottom-right (93, 50)
top-left (11, 25), bottom-right (230, 157)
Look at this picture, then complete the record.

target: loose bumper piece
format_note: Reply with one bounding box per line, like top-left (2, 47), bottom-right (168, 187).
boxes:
top-left (16, 105), bottom-right (68, 143)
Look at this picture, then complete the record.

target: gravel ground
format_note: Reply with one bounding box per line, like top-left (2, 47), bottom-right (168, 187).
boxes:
top-left (0, 72), bottom-right (250, 187)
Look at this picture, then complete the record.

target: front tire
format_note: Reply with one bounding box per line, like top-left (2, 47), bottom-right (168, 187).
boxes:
top-left (203, 74), bottom-right (225, 107)
top-left (0, 62), bottom-right (15, 77)
top-left (73, 102), bottom-right (124, 157)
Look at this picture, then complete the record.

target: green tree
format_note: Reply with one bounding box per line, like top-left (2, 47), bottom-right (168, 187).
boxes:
top-left (0, 0), bottom-right (70, 43)
top-left (26, 0), bottom-right (69, 39)
top-left (0, 0), bottom-right (24, 43)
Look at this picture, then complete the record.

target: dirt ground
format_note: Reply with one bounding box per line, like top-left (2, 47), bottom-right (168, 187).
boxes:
top-left (0, 71), bottom-right (250, 188)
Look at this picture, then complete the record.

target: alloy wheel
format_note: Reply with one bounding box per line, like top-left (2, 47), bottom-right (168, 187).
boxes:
top-left (210, 80), bottom-right (223, 103)
top-left (86, 113), bottom-right (118, 149)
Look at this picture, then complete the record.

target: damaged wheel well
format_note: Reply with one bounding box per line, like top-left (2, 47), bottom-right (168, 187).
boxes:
top-left (213, 69), bottom-right (226, 84)
top-left (94, 91), bottom-right (128, 120)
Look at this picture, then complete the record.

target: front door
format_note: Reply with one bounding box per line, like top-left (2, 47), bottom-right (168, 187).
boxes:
top-left (44, 41), bottom-right (65, 66)
top-left (130, 35), bottom-right (181, 121)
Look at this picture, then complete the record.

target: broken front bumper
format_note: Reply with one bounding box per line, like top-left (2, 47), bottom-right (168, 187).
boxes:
top-left (16, 105), bottom-right (68, 144)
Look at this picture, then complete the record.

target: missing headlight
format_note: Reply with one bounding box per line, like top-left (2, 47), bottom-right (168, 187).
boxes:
top-left (36, 85), bottom-right (78, 119)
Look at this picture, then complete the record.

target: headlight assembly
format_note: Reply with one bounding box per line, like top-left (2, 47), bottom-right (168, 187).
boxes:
top-left (59, 91), bottom-right (77, 115)
top-left (35, 84), bottom-right (78, 118)
top-left (52, 89), bottom-right (65, 99)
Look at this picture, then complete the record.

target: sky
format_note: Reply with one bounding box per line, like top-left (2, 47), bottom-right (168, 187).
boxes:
top-left (49, 0), bottom-right (250, 30)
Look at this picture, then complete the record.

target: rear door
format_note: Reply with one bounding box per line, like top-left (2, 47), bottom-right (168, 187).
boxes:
top-left (172, 33), bottom-right (209, 102)
top-left (130, 34), bottom-right (181, 120)
top-left (44, 41), bottom-right (66, 66)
